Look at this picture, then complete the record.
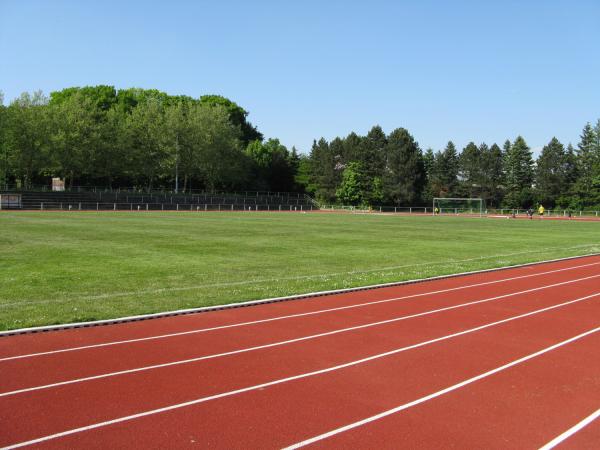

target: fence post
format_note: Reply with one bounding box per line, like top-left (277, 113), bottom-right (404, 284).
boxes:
top-left (147, 203), bottom-right (149, 211)
top-left (114, 203), bottom-right (116, 211)
top-left (279, 205), bottom-right (281, 211)
top-left (177, 204), bottom-right (179, 211)
top-left (205, 204), bottom-right (207, 211)
top-left (231, 204), bottom-right (234, 211)
top-left (96, 202), bottom-right (99, 211)
top-left (79, 202), bottom-right (81, 210)
top-left (41, 202), bottom-right (44, 211)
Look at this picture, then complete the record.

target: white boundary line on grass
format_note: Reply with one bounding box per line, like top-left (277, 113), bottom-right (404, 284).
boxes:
top-left (1, 251), bottom-right (599, 337)
top-left (282, 326), bottom-right (600, 449)
top-left (2, 279), bottom-right (598, 397)
top-left (2, 245), bottom-right (596, 309)
top-left (4, 317), bottom-right (599, 449)
top-left (539, 407), bottom-right (600, 449)
top-left (2, 260), bottom-right (600, 360)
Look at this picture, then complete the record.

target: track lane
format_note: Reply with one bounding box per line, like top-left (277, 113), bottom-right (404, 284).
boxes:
top-left (1, 281), bottom-right (599, 447)
top-left (546, 410), bottom-right (600, 449)
top-left (12, 298), bottom-right (599, 449)
top-left (297, 327), bottom-right (600, 449)
top-left (3, 261), bottom-right (600, 394)
top-left (2, 255), bottom-right (599, 359)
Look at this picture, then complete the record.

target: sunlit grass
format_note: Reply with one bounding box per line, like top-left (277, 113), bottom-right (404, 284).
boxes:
top-left (1, 211), bottom-right (598, 330)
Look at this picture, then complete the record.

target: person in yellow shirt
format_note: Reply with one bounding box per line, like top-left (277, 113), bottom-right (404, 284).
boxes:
top-left (538, 204), bottom-right (545, 218)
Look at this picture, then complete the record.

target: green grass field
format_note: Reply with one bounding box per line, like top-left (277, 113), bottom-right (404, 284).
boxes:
top-left (1, 211), bottom-right (599, 331)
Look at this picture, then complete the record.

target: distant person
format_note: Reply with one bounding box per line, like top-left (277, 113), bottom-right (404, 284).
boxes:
top-left (538, 204), bottom-right (545, 218)
top-left (434, 207), bottom-right (439, 215)
top-left (527, 208), bottom-right (533, 219)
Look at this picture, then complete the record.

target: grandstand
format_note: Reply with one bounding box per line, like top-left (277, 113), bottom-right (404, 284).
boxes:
top-left (0, 187), bottom-right (316, 212)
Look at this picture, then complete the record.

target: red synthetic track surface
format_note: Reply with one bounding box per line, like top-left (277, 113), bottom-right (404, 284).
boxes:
top-left (1, 255), bottom-right (600, 449)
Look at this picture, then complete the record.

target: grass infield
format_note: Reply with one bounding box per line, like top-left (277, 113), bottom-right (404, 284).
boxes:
top-left (1, 211), bottom-right (599, 331)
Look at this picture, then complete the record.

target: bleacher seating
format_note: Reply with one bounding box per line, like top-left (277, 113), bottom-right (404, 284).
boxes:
top-left (0, 188), bottom-right (317, 212)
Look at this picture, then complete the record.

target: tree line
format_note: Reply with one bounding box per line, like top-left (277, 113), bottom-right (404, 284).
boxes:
top-left (0, 86), bottom-right (300, 193)
top-left (307, 123), bottom-right (600, 210)
top-left (1, 86), bottom-right (599, 209)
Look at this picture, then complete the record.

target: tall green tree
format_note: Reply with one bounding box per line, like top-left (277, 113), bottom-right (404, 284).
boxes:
top-left (309, 138), bottom-right (336, 202)
top-left (187, 104), bottom-right (245, 191)
top-left (383, 128), bottom-right (425, 205)
top-left (49, 91), bottom-right (102, 187)
top-left (199, 95), bottom-right (262, 145)
top-left (49, 86), bottom-right (118, 111)
top-left (245, 138), bottom-right (296, 192)
top-left (95, 106), bottom-right (127, 187)
top-left (503, 136), bottom-right (534, 208)
top-left (429, 141), bottom-right (459, 198)
top-left (422, 147), bottom-right (435, 203)
top-left (363, 126), bottom-right (387, 177)
top-left (480, 143), bottom-right (504, 206)
top-left (0, 91), bottom-right (7, 187)
top-left (125, 98), bottom-right (167, 190)
top-left (336, 161), bottom-right (367, 205)
top-left (535, 137), bottom-right (568, 207)
top-left (458, 142), bottom-right (482, 197)
top-left (5, 91), bottom-right (52, 188)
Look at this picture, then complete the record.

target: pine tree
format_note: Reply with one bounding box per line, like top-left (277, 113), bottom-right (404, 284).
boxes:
top-left (535, 137), bottom-right (567, 207)
top-left (503, 136), bottom-right (534, 208)
top-left (429, 141), bottom-right (459, 197)
top-left (382, 128), bottom-right (425, 205)
top-left (422, 148), bottom-right (435, 203)
top-left (483, 143), bottom-right (505, 207)
top-left (309, 138), bottom-right (337, 202)
top-left (458, 142), bottom-right (482, 197)
top-left (362, 125), bottom-right (387, 179)
top-left (593, 120), bottom-right (600, 177)
top-left (575, 123), bottom-right (596, 200)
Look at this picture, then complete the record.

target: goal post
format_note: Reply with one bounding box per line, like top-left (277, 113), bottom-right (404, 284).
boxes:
top-left (432, 197), bottom-right (484, 217)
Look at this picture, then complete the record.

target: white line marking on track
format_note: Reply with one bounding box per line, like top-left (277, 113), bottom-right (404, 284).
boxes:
top-left (2, 277), bottom-right (599, 398)
top-left (3, 276), bottom-right (599, 399)
top-left (538, 407), bottom-right (600, 450)
top-left (282, 327), bottom-right (600, 450)
top-left (3, 260), bottom-right (600, 362)
top-left (2, 296), bottom-right (599, 449)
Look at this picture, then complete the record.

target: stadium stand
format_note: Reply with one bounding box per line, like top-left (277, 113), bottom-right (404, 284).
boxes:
top-left (0, 188), bottom-right (316, 212)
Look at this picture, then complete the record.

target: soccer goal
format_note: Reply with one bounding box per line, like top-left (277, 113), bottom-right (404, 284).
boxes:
top-left (432, 198), bottom-right (485, 217)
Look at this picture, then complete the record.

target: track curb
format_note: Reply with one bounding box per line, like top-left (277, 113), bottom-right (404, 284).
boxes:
top-left (2, 252), bottom-right (599, 337)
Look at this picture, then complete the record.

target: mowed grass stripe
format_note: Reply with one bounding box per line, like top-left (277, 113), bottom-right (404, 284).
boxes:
top-left (0, 211), bottom-right (598, 330)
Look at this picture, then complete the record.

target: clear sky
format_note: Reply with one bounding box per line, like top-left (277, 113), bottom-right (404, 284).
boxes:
top-left (1, 0), bottom-right (599, 154)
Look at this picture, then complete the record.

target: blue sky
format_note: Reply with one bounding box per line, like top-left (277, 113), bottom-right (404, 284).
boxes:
top-left (1, 0), bottom-right (599, 154)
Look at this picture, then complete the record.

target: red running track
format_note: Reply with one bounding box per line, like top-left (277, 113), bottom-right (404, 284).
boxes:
top-left (1, 255), bottom-right (599, 449)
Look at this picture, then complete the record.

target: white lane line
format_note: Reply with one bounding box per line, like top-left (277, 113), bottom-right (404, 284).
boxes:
top-left (3, 278), bottom-right (598, 398)
top-left (539, 408), bottom-right (600, 450)
top-left (283, 327), bottom-right (600, 450)
top-left (2, 296), bottom-right (599, 450)
top-left (3, 260), bottom-right (600, 362)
